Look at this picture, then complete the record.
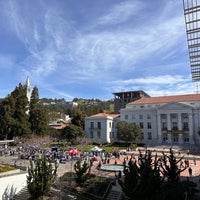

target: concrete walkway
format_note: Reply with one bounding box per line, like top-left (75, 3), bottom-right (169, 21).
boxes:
top-left (0, 172), bottom-right (27, 199)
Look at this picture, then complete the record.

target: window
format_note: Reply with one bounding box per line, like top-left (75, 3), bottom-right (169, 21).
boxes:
top-left (172, 122), bottom-right (178, 130)
top-left (141, 132), bottom-right (144, 140)
top-left (148, 132), bottom-right (152, 140)
top-left (139, 115), bottom-right (143, 120)
top-left (171, 114), bottom-right (177, 119)
top-left (173, 137), bottom-right (178, 142)
top-left (112, 132), bottom-right (115, 138)
top-left (163, 135), bottom-right (168, 141)
top-left (97, 131), bottom-right (101, 138)
top-left (109, 122), bottom-right (112, 128)
top-left (97, 122), bottom-right (101, 129)
top-left (162, 122), bottom-right (167, 130)
top-left (183, 122), bottom-right (189, 131)
top-left (147, 114), bottom-right (151, 119)
top-left (147, 122), bottom-right (152, 129)
top-left (90, 122), bottom-right (94, 129)
top-left (184, 138), bottom-right (189, 142)
top-left (139, 122), bottom-right (143, 129)
top-left (125, 115), bottom-right (128, 120)
top-left (161, 114), bottom-right (167, 119)
top-left (90, 131), bottom-right (93, 138)
top-left (182, 113), bottom-right (188, 119)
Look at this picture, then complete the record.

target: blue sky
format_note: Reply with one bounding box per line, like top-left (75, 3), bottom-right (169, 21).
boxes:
top-left (0, 0), bottom-right (195, 100)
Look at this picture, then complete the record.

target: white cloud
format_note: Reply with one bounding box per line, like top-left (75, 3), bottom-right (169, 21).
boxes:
top-left (98, 0), bottom-right (144, 25)
top-left (0, 0), bottom-right (192, 99)
top-left (109, 74), bottom-right (194, 96)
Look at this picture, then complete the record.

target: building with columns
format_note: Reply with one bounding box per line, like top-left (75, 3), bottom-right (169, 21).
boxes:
top-left (120, 94), bottom-right (200, 146)
top-left (85, 93), bottom-right (200, 146)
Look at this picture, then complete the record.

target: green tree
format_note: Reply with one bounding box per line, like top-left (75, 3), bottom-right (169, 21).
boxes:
top-left (27, 153), bottom-right (58, 199)
top-left (29, 108), bottom-right (50, 135)
top-left (74, 158), bottom-right (91, 186)
top-left (71, 110), bottom-right (86, 128)
top-left (62, 124), bottom-right (84, 142)
top-left (29, 86), bottom-right (50, 135)
top-left (117, 150), bottom-right (162, 200)
top-left (160, 148), bottom-right (188, 182)
top-left (116, 121), bottom-right (141, 144)
top-left (158, 148), bottom-right (191, 200)
top-left (29, 86), bottom-right (39, 110)
top-left (0, 84), bottom-right (31, 139)
top-left (0, 97), bottom-right (15, 139)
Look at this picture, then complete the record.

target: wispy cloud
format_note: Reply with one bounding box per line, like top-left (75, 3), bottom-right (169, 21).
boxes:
top-left (97, 0), bottom-right (144, 25)
top-left (109, 74), bottom-right (193, 96)
top-left (0, 0), bottom-right (193, 99)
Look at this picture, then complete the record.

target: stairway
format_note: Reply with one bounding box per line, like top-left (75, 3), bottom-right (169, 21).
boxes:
top-left (13, 187), bottom-right (30, 200)
top-left (106, 190), bottom-right (121, 200)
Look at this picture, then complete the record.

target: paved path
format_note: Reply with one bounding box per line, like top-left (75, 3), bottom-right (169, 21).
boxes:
top-left (1, 147), bottom-right (200, 198)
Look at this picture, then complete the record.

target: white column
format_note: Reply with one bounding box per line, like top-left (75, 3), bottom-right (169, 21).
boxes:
top-left (178, 113), bottom-right (183, 144)
top-left (167, 113), bottom-right (172, 143)
top-left (178, 113), bottom-right (182, 130)
top-left (157, 113), bottom-right (162, 144)
top-left (189, 113), bottom-right (194, 144)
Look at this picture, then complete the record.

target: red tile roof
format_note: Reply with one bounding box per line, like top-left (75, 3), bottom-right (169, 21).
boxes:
top-left (128, 94), bottom-right (200, 105)
top-left (89, 113), bottom-right (120, 118)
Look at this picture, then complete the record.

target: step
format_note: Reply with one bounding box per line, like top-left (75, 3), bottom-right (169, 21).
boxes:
top-left (13, 187), bottom-right (31, 200)
top-left (106, 190), bottom-right (121, 200)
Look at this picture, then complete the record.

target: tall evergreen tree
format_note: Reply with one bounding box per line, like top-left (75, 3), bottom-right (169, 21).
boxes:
top-left (29, 86), bottom-right (50, 135)
top-left (117, 150), bottom-right (162, 200)
top-left (0, 83), bottom-right (31, 139)
top-left (29, 107), bottom-right (50, 135)
top-left (74, 158), bottom-right (91, 186)
top-left (0, 97), bottom-right (15, 139)
top-left (160, 148), bottom-right (188, 182)
top-left (29, 86), bottom-right (39, 110)
top-left (11, 83), bottom-right (31, 137)
top-left (27, 153), bottom-right (58, 199)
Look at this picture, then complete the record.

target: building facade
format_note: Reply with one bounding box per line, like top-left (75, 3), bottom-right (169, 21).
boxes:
top-left (85, 93), bottom-right (200, 146)
top-left (84, 113), bottom-right (120, 144)
top-left (121, 94), bottom-right (200, 146)
top-left (113, 90), bottom-right (150, 114)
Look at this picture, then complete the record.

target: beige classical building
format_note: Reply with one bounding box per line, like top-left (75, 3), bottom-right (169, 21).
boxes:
top-left (121, 93), bottom-right (200, 146)
top-left (85, 93), bottom-right (200, 146)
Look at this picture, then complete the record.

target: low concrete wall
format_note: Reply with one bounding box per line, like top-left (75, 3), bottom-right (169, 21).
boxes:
top-left (0, 169), bottom-right (20, 178)
top-left (0, 173), bottom-right (27, 198)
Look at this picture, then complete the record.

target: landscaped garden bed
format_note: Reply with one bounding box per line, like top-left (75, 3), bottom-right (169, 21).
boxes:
top-left (55, 172), bottom-right (114, 200)
top-left (0, 164), bottom-right (19, 177)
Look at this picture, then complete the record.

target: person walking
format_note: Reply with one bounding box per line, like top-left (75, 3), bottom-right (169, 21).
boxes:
top-left (188, 167), bottom-right (192, 177)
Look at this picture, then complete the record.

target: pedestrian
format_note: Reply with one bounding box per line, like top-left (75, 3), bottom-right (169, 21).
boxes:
top-left (188, 167), bottom-right (192, 177)
top-left (193, 157), bottom-right (196, 165)
top-left (118, 170), bottom-right (122, 178)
